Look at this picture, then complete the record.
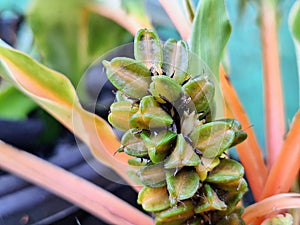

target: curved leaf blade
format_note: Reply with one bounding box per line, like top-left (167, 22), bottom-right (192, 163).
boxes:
top-left (289, 0), bottom-right (300, 107)
top-left (190, 0), bottom-right (231, 78)
top-left (0, 45), bottom-right (133, 185)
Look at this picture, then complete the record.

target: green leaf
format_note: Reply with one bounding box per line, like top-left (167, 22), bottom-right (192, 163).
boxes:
top-left (190, 0), bottom-right (232, 78)
top-left (0, 85), bottom-right (36, 119)
top-left (0, 44), bottom-right (134, 185)
top-left (27, 0), bottom-right (131, 86)
top-left (121, 0), bottom-right (151, 25)
top-left (289, 0), bottom-right (300, 107)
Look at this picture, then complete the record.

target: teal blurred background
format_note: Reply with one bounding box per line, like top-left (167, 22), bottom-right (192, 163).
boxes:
top-left (0, 0), bottom-right (299, 155)
top-left (227, 0), bottom-right (299, 152)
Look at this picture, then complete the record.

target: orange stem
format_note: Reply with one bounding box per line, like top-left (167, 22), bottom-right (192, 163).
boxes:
top-left (242, 193), bottom-right (300, 224)
top-left (0, 141), bottom-right (154, 225)
top-left (220, 66), bottom-right (268, 201)
top-left (261, 1), bottom-right (286, 169)
top-left (260, 110), bottom-right (300, 199)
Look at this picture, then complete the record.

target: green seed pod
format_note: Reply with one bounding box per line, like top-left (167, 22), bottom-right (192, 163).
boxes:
top-left (141, 130), bottom-right (177, 163)
top-left (155, 200), bottom-right (195, 225)
top-left (162, 39), bottom-right (189, 85)
top-left (206, 159), bottom-right (244, 184)
top-left (199, 99), bottom-right (216, 123)
top-left (194, 184), bottom-right (227, 214)
top-left (119, 129), bottom-right (148, 157)
top-left (103, 57), bottom-right (151, 99)
top-left (215, 213), bottom-right (246, 225)
top-left (189, 120), bottom-right (236, 158)
top-left (185, 218), bottom-right (204, 225)
top-left (221, 192), bottom-right (245, 215)
top-left (138, 162), bottom-right (166, 188)
top-left (127, 165), bottom-right (143, 185)
top-left (166, 169), bottom-right (200, 206)
top-left (137, 186), bottom-right (170, 212)
top-left (215, 119), bottom-right (247, 147)
top-left (115, 91), bottom-right (134, 102)
top-left (127, 158), bottom-right (148, 166)
top-left (181, 111), bottom-right (203, 136)
top-left (195, 157), bottom-right (220, 181)
top-left (214, 177), bottom-right (248, 193)
top-left (108, 101), bottom-right (138, 131)
top-left (231, 131), bottom-right (247, 147)
top-left (130, 96), bottom-right (173, 129)
top-left (183, 75), bottom-right (215, 113)
top-left (149, 75), bottom-right (183, 104)
top-left (134, 29), bottom-right (163, 74)
top-left (164, 134), bottom-right (201, 169)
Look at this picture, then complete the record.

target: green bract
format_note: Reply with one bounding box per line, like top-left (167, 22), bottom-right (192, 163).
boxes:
top-left (134, 29), bottom-right (163, 74)
top-left (166, 169), bottom-right (200, 206)
top-left (119, 129), bottom-right (148, 157)
top-left (108, 101), bottom-right (138, 131)
top-left (150, 75), bottom-right (183, 104)
top-left (138, 162), bottom-right (166, 188)
top-left (104, 28), bottom-right (248, 225)
top-left (129, 96), bottom-right (173, 129)
top-left (141, 130), bottom-right (177, 163)
top-left (103, 57), bottom-right (151, 99)
top-left (137, 186), bottom-right (170, 212)
top-left (189, 119), bottom-right (247, 158)
top-left (162, 39), bottom-right (189, 85)
top-left (183, 75), bottom-right (215, 113)
top-left (164, 134), bottom-right (201, 169)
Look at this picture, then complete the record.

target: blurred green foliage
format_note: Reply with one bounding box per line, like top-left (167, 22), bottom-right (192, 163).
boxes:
top-left (27, 0), bottom-right (131, 86)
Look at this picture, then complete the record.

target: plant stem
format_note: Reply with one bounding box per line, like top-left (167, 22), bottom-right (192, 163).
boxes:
top-left (0, 141), bottom-right (154, 225)
top-left (220, 66), bottom-right (268, 201)
top-left (158, 0), bottom-right (191, 40)
top-left (242, 193), bottom-right (300, 224)
top-left (260, 0), bottom-right (286, 169)
top-left (260, 110), bottom-right (300, 199)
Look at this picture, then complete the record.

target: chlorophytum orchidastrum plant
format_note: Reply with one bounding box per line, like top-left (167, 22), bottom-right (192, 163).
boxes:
top-left (0, 0), bottom-right (299, 225)
top-left (103, 28), bottom-right (248, 225)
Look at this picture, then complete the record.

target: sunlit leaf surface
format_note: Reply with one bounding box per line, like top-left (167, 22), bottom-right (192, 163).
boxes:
top-left (0, 44), bottom-right (133, 185)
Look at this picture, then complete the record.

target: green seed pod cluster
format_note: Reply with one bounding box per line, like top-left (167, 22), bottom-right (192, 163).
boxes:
top-left (103, 29), bottom-right (248, 225)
